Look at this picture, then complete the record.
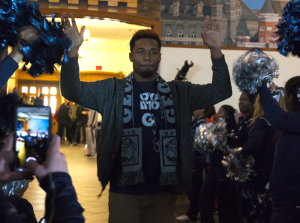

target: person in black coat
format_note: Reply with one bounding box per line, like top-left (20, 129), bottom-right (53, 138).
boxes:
top-left (199, 105), bottom-right (238, 223)
top-left (177, 107), bottom-right (215, 222)
top-left (239, 95), bottom-right (276, 222)
top-left (57, 99), bottom-right (72, 143)
top-left (71, 105), bottom-right (88, 146)
top-left (258, 77), bottom-right (300, 222)
top-left (228, 90), bottom-right (256, 148)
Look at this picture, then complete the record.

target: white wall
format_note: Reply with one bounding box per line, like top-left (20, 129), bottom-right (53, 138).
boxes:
top-left (160, 47), bottom-right (300, 111)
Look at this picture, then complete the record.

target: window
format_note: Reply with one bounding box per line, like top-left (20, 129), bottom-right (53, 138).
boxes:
top-left (166, 30), bottom-right (172, 44)
top-left (42, 87), bottom-right (49, 95)
top-left (50, 87), bottom-right (57, 95)
top-left (191, 31), bottom-right (196, 45)
top-left (21, 86), bottom-right (28, 94)
top-left (178, 30), bottom-right (184, 43)
top-left (267, 27), bottom-right (272, 31)
top-left (50, 96), bottom-right (57, 114)
top-left (30, 86), bottom-right (36, 94)
top-left (44, 96), bottom-right (48, 106)
top-left (260, 26), bottom-right (265, 31)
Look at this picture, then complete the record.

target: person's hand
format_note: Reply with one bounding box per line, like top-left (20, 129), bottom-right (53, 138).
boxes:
top-left (201, 15), bottom-right (222, 58)
top-left (26, 134), bottom-right (69, 181)
top-left (10, 26), bottom-right (39, 63)
top-left (61, 12), bottom-right (85, 58)
top-left (0, 134), bottom-right (33, 185)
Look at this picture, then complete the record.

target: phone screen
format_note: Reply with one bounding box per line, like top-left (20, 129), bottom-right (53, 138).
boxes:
top-left (14, 106), bottom-right (51, 170)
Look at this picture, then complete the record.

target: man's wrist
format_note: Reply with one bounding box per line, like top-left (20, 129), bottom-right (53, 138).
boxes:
top-left (68, 47), bottom-right (80, 58)
top-left (210, 48), bottom-right (222, 59)
top-left (9, 48), bottom-right (23, 63)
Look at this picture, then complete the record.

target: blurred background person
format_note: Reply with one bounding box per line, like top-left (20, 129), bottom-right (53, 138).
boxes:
top-left (177, 108), bottom-right (210, 222)
top-left (84, 109), bottom-right (98, 158)
top-left (199, 105), bottom-right (238, 223)
top-left (57, 99), bottom-right (72, 144)
top-left (33, 93), bottom-right (44, 106)
top-left (238, 94), bottom-right (276, 222)
top-left (71, 105), bottom-right (88, 146)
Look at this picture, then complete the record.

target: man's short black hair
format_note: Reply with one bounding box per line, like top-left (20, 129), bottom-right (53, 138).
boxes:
top-left (130, 29), bottom-right (161, 52)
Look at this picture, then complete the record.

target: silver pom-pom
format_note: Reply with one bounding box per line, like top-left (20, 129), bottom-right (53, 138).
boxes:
top-left (222, 148), bottom-right (256, 182)
top-left (194, 119), bottom-right (228, 154)
top-left (2, 179), bottom-right (29, 196)
top-left (233, 48), bottom-right (279, 94)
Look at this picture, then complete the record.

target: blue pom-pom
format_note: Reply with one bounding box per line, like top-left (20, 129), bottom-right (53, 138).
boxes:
top-left (0, 0), bottom-right (72, 77)
top-left (276, 0), bottom-right (300, 58)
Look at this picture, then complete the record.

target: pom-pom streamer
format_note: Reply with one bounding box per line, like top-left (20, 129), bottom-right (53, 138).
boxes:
top-left (276, 0), bottom-right (300, 58)
top-left (232, 48), bottom-right (279, 94)
top-left (222, 148), bottom-right (255, 182)
top-left (0, 0), bottom-right (72, 76)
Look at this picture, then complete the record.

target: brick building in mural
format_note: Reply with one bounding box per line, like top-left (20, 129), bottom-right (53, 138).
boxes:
top-left (160, 0), bottom-right (286, 47)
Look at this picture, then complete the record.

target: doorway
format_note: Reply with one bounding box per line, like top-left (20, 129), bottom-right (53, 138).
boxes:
top-left (18, 81), bottom-right (60, 133)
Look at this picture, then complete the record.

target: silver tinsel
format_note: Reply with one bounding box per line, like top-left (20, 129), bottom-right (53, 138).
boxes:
top-left (222, 148), bottom-right (256, 182)
top-left (1, 179), bottom-right (29, 196)
top-left (194, 119), bottom-right (228, 154)
top-left (232, 48), bottom-right (279, 94)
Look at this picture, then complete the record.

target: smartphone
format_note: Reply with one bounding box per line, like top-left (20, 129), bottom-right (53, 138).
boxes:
top-left (14, 105), bottom-right (52, 171)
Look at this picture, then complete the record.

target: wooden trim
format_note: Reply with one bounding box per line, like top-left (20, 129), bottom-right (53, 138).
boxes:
top-left (39, 8), bottom-right (161, 36)
top-left (161, 44), bottom-right (278, 52)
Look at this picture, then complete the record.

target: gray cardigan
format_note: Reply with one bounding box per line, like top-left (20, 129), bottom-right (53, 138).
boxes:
top-left (60, 56), bottom-right (232, 193)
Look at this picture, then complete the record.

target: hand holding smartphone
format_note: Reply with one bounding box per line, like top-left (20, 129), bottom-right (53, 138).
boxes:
top-left (14, 105), bottom-right (52, 171)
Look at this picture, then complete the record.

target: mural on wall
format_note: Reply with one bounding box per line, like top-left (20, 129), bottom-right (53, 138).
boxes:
top-left (29, 0), bottom-right (138, 15)
top-left (28, 0), bottom-right (161, 20)
top-left (160, 0), bottom-right (289, 48)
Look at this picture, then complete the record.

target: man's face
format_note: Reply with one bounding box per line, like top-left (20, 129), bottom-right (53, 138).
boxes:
top-left (129, 38), bottom-right (161, 80)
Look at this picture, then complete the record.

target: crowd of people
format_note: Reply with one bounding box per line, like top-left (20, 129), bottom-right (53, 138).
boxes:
top-left (0, 8), bottom-right (299, 223)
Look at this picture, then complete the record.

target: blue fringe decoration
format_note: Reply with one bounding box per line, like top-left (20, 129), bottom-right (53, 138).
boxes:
top-left (0, 0), bottom-right (72, 77)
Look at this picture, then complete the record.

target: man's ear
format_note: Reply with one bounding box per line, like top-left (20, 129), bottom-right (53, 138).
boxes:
top-left (129, 52), bottom-right (133, 62)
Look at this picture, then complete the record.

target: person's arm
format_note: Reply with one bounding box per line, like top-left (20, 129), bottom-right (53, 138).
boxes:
top-left (26, 134), bottom-right (84, 223)
top-left (39, 172), bottom-right (84, 223)
top-left (188, 56), bottom-right (231, 111)
top-left (189, 16), bottom-right (232, 111)
top-left (240, 119), bottom-right (268, 157)
top-left (60, 13), bottom-right (113, 113)
top-left (0, 56), bottom-right (19, 90)
top-left (258, 81), bottom-right (300, 133)
top-left (0, 26), bottom-right (39, 90)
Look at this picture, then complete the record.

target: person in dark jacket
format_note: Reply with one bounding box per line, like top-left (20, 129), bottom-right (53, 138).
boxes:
top-left (71, 105), bottom-right (88, 146)
top-left (0, 133), bottom-right (84, 223)
top-left (60, 13), bottom-right (232, 222)
top-left (228, 90), bottom-right (256, 148)
top-left (258, 77), bottom-right (300, 222)
top-left (57, 99), bottom-right (72, 143)
top-left (199, 105), bottom-right (238, 223)
top-left (239, 94), bottom-right (276, 222)
top-left (176, 108), bottom-right (212, 222)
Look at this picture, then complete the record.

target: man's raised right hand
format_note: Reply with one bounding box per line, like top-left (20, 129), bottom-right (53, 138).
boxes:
top-left (61, 12), bottom-right (85, 58)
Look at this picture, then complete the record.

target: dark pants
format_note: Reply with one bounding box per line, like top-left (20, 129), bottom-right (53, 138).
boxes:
top-left (271, 205), bottom-right (300, 223)
top-left (199, 166), bottom-right (239, 223)
top-left (186, 154), bottom-right (205, 221)
top-left (72, 120), bottom-right (86, 144)
top-left (57, 122), bottom-right (71, 142)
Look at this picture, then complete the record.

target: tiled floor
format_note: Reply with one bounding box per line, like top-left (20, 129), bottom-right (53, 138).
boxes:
top-left (22, 143), bottom-right (218, 223)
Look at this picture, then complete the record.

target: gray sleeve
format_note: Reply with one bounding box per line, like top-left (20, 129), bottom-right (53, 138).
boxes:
top-left (189, 55), bottom-right (232, 112)
top-left (60, 57), bottom-right (114, 114)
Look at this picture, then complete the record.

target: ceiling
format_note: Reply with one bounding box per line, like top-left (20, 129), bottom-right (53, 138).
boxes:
top-left (49, 17), bottom-right (150, 50)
